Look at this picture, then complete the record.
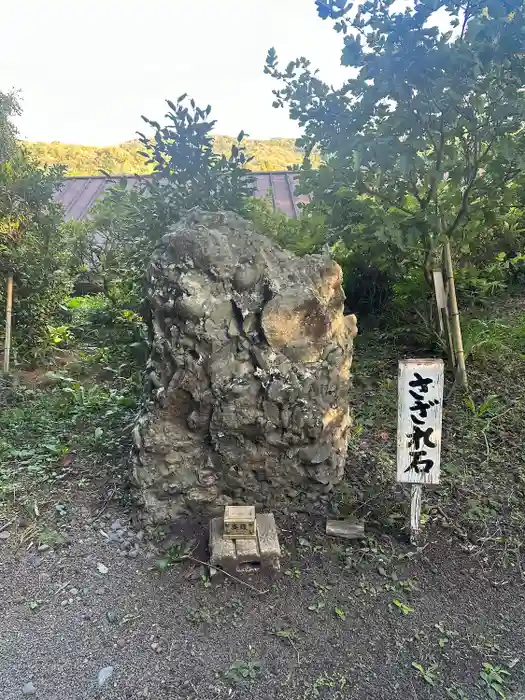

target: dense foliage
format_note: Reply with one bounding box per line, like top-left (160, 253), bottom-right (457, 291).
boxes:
top-left (0, 93), bottom-right (73, 359)
top-left (0, 91), bottom-right (20, 164)
top-left (74, 96), bottom-right (255, 307)
top-left (23, 136), bottom-right (310, 176)
top-left (266, 0), bottom-right (525, 315)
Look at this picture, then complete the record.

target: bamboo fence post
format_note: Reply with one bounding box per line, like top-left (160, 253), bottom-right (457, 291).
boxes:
top-left (3, 273), bottom-right (13, 373)
top-left (443, 238), bottom-right (467, 389)
top-left (432, 268), bottom-right (456, 370)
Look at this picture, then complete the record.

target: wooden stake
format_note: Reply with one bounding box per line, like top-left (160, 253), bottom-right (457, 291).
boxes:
top-left (433, 268), bottom-right (456, 370)
top-left (3, 273), bottom-right (13, 373)
top-left (443, 239), bottom-right (467, 389)
top-left (441, 307), bottom-right (456, 371)
top-left (410, 484), bottom-right (423, 545)
top-left (432, 269), bottom-right (447, 335)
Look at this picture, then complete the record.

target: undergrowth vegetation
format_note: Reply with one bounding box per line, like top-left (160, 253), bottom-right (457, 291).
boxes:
top-left (345, 299), bottom-right (525, 566)
top-left (0, 295), bottom-right (144, 516)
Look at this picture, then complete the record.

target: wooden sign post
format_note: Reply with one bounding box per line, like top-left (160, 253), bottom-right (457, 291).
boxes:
top-left (397, 359), bottom-right (444, 544)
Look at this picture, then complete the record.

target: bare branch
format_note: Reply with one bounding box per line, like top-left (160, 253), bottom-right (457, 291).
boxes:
top-left (460, 0), bottom-right (472, 40)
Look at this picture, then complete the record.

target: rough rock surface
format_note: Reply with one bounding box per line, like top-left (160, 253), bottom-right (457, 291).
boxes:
top-left (132, 210), bottom-right (357, 524)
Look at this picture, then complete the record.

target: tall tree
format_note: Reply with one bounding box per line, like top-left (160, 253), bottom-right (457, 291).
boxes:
top-left (77, 96), bottom-right (255, 306)
top-left (265, 0), bottom-right (525, 283)
top-left (0, 94), bottom-right (70, 357)
top-left (0, 91), bottom-right (21, 164)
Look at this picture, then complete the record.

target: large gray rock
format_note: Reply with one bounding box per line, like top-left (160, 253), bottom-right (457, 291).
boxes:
top-left (132, 210), bottom-right (357, 524)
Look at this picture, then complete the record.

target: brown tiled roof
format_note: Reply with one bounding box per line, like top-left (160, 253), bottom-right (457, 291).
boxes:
top-left (56, 171), bottom-right (309, 221)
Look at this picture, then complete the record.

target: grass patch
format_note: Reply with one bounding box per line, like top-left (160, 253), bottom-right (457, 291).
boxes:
top-left (346, 299), bottom-right (525, 564)
top-left (0, 297), bottom-right (142, 515)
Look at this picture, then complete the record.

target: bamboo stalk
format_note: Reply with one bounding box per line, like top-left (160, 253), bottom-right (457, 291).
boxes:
top-left (443, 239), bottom-right (467, 389)
top-left (441, 306), bottom-right (456, 370)
top-left (3, 273), bottom-right (13, 373)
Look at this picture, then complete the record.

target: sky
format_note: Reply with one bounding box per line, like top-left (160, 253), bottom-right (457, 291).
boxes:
top-left (0, 0), bottom-right (349, 145)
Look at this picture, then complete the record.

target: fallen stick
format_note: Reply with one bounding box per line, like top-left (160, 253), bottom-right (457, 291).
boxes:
top-left (184, 554), bottom-right (269, 595)
top-left (54, 580), bottom-right (71, 597)
top-left (0, 518), bottom-right (15, 533)
top-left (326, 519), bottom-right (365, 540)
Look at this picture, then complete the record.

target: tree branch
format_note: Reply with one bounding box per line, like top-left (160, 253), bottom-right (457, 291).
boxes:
top-left (460, 0), bottom-right (472, 40)
top-left (445, 140), bottom-right (494, 236)
top-left (422, 115), bottom-right (445, 209)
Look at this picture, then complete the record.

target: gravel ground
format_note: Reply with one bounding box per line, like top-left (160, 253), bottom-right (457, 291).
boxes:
top-left (2, 491), bottom-right (525, 700)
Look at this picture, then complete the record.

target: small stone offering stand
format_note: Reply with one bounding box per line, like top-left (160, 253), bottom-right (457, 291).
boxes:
top-left (209, 506), bottom-right (281, 576)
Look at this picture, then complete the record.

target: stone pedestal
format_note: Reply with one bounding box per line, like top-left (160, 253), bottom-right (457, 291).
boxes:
top-left (209, 513), bottom-right (281, 575)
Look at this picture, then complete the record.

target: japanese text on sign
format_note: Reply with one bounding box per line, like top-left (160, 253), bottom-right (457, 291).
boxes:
top-left (396, 359), bottom-right (444, 485)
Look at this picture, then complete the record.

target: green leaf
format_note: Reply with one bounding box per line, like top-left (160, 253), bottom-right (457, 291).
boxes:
top-left (334, 607), bottom-right (346, 620)
top-left (393, 599), bottom-right (414, 615)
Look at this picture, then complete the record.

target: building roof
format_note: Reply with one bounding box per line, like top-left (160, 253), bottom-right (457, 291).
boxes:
top-left (56, 171), bottom-right (309, 221)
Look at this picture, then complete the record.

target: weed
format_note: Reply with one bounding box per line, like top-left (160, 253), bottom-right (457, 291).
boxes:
top-left (462, 315), bottom-right (525, 363)
top-left (275, 628), bottom-right (296, 641)
top-left (307, 599), bottom-right (326, 613)
top-left (273, 628), bottom-right (300, 661)
top-left (37, 528), bottom-right (65, 548)
top-left (224, 597), bottom-right (244, 627)
top-left (312, 580), bottom-right (332, 595)
top-left (334, 606), bottom-right (346, 621)
top-left (479, 663), bottom-right (510, 699)
top-left (397, 578), bottom-right (419, 593)
top-left (199, 572), bottom-right (211, 588)
top-left (434, 621), bottom-right (459, 649)
top-left (0, 369), bottom-right (138, 508)
top-left (464, 394), bottom-right (501, 418)
top-left (155, 539), bottom-right (194, 571)
top-left (284, 566), bottom-right (301, 580)
top-left (392, 599), bottom-right (414, 615)
top-left (301, 672), bottom-right (347, 699)
top-left (187, 607), bottom-right (213, 625)
top-left (222, 659), bottom-right (262, 686)
top-left (412, 662), bottom-right (438, 686)
top-left (343, 536), bottom-right (394, 572)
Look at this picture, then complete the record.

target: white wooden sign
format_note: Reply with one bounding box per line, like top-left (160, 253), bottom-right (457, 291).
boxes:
top-left (397, 359), bottom-right (444, 485)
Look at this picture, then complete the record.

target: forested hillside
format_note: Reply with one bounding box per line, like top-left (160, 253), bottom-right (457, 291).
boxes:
top-left (22, 136), bottom-right (306, 175)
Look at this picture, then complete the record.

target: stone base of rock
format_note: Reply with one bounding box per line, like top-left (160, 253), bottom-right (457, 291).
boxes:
top-left (209, 513), bottom-right (281, 576)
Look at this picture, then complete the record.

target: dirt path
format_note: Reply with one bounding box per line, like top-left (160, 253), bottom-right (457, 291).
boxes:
top-left (2, 492), bottom-right (524, 700)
